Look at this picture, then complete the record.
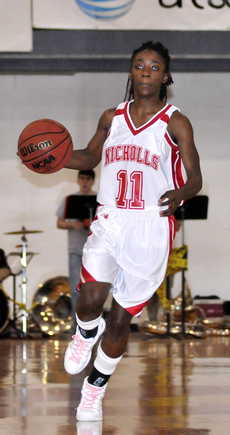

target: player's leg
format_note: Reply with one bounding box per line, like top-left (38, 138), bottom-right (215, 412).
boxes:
top-left (76, 298), bottom-right (133, 421)
top-left (101, 297), bottom-right (133, 358)
top-left (76, 268), bottom-right (161, 420)
top-left (64, 281), bottom-right (111, 375)
top-left (77, 280), bottom-right (111, 320)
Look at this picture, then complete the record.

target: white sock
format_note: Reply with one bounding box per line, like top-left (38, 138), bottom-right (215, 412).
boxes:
top-left (94, 341), bottom-right (122, 375)
top-left (76, 313), bottom-right (101, 331)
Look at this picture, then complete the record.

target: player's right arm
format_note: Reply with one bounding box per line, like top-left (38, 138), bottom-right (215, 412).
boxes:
top-left (65, 108), bottom-right (116, 170)
top-left (56, 217), bottom-right (84, 231)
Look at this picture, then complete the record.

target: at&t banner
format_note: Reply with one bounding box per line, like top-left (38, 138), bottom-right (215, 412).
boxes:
top-left (33, 0), bottom-right (230, 30)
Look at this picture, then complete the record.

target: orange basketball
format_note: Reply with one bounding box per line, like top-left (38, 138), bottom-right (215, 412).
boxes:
top-left (17, 119), bottom-right (73, 174)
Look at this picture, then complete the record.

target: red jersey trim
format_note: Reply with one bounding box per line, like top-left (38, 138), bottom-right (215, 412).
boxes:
top-left (124, 102), bottom-right (172, 136)
top-left (115, 107), bottom-right (126, 117)
top-left (165, 131), bottom-right (185, 191)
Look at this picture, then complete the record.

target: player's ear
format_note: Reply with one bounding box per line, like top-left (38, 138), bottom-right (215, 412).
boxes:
top-left (162, 72), bottom-right (168, 84)
top-left (128, 72), bottom-right (132, 81)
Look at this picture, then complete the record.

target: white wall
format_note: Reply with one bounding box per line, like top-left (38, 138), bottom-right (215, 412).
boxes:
top-left (0, 72), bottom-right (230, 315)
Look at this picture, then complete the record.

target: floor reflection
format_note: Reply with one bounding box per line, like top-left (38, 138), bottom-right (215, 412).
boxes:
top-left (0, 334), bottom-right (230, 435)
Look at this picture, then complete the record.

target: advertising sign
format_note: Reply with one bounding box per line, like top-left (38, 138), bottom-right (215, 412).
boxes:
top-left (33, 0), bottom-right (230, 30)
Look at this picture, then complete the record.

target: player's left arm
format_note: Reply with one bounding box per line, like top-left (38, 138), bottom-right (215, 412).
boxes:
top-left (158, 110), bottom-right (202, 217)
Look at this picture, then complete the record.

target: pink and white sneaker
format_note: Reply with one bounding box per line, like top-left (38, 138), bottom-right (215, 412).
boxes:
top-left (64, 317), bottom-right (106, 375)
top-left (76, 377), bottom-right (107, 421)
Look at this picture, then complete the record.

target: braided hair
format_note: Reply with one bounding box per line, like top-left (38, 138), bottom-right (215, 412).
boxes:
top-left (124, 41), bottom-right (173, 103)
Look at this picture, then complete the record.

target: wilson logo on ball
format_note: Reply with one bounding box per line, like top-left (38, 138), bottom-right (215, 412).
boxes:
top-left (17, 119), bottom-right (73, 174)
top-left (75, 0), bottom-right (135, 19)
top-left (19, 140), bottom-right (53, 158)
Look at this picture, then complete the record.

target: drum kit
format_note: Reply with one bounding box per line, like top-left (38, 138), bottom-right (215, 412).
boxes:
top-left (1, 226), bottom-right (72, 338)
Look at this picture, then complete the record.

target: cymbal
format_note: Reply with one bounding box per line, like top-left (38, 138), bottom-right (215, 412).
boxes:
top-left (8, 251), bottom-right (39, 256)
top-left (4, 226), bottom-right (43, 235)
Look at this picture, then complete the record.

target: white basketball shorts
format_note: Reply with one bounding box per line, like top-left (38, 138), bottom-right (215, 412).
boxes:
top-left (79, 205), bottom-right (175, 317)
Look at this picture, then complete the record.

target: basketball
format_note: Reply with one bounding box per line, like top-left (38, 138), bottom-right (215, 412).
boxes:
top-left (17, 119), bottom-right (73, 174)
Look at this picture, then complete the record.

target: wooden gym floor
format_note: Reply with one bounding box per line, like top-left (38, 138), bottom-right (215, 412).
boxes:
top-left (0, 331), bottom-right (230, 435)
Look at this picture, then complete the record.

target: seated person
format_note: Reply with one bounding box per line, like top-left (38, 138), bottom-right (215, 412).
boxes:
top-left (0, 249), bottom-right (11, 283)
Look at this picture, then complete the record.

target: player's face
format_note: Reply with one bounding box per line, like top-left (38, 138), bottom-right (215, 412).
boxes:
top-left (130, 49), bottom-right (168, 98)
top-left (78, 175), bottom-right (94, 195)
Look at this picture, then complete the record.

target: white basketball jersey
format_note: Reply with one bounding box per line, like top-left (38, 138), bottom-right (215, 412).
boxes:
top-left (97, 101), bottom-right (186, 212)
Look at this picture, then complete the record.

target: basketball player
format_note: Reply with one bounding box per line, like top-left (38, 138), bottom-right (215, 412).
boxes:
top-left (64, 41), bottom-right (202, 422)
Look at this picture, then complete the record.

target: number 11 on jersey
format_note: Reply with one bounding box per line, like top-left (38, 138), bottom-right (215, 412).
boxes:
top-left (116, 170), bottom-right (145, 210)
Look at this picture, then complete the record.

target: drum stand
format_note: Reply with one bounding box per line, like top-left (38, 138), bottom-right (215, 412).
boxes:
top-left (4, 226), bottom-right (43, 338)
top-left (9, 275), bottom-right (25, 338)
top-left (180, 207), bottom-right (192, 339)
top-left (157, 275), bottom-right (182, 340)
top-left (6, 249), bottom-right (36, 339)
top-left (174, 196), bottom-right (209, 339)
top-left (12, 233), bottom-right (39, 338)
top-left (20, 234), bottom-right (28, 335)
top-left (5, 237), bottom-right (32, 339)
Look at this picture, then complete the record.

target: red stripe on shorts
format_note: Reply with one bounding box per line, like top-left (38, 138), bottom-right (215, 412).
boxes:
top-left (126, 299), bottom-right (149, 317)
top-left (78, 264), bottom-right (97, 290)
top-left (168, 215), bottom-right (176, 256)
top-left (123, 217), bottom-right (176, 318)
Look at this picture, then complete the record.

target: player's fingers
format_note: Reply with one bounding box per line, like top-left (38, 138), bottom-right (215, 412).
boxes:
top-left (158, 197), bottom-right (170, 206)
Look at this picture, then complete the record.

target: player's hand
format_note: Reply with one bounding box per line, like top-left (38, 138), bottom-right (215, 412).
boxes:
top-left (71, 221), bottom-right (85, 231)
top-left (158, 190), bottom-right (183, 217)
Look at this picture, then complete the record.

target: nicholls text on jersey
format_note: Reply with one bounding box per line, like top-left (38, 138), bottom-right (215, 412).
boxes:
top-left (104, 144), bottom-right (160, 170)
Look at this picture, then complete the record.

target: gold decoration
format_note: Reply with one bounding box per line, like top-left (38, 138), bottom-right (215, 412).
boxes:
top-left (157, 245), bottom-right (188, 312)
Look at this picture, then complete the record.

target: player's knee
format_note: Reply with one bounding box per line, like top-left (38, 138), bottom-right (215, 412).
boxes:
top-left (78, 282), bottom-right (110, 313)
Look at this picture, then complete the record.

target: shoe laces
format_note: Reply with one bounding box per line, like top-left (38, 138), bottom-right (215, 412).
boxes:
top-left (80, 383), bottom-right (104, 410)
top-left (69, 334), bottom-right (91, 364)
